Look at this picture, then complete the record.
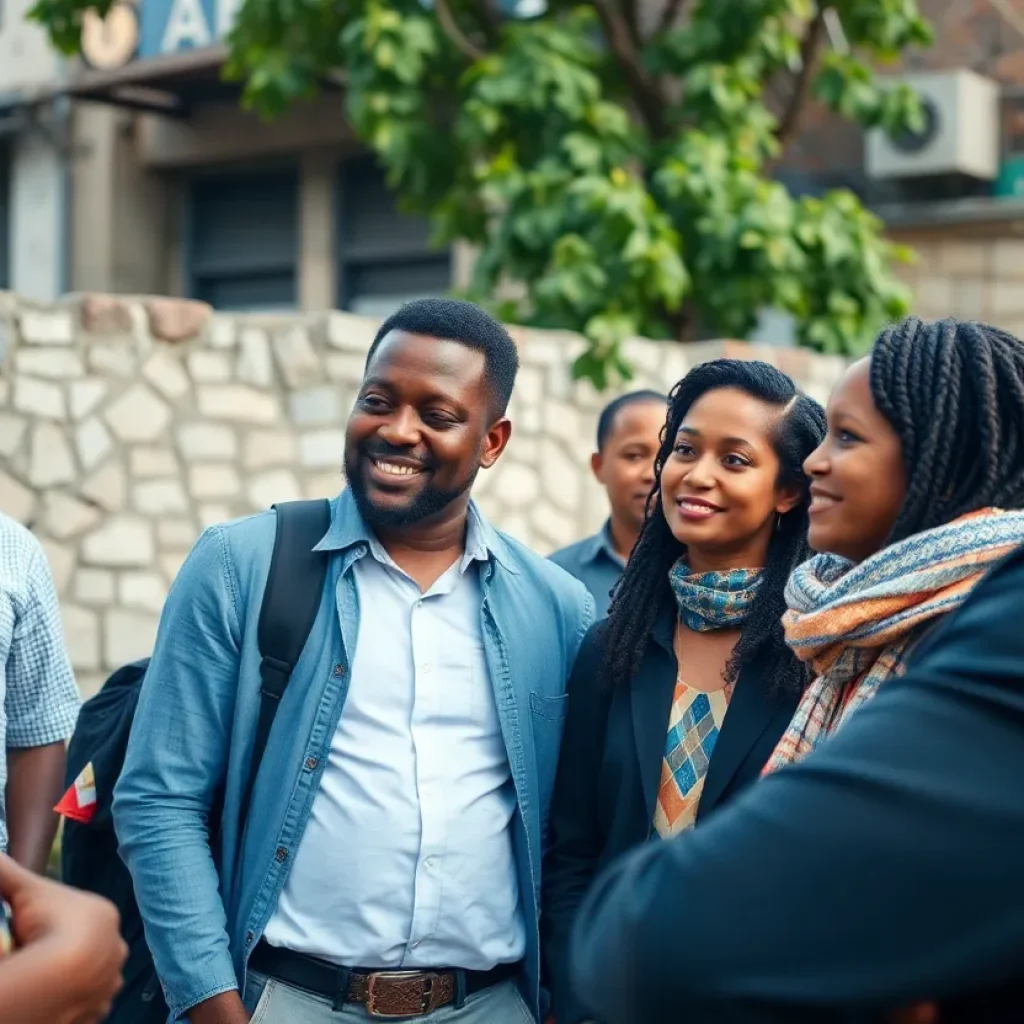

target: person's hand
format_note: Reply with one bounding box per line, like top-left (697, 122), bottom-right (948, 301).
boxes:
top-left (0, 853), bottom-right (127, 1024)
top-left (188, 990), bottom-right (251, 1024)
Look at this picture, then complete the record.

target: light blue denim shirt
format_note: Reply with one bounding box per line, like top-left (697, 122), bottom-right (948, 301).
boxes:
top-left (112, 490), bottom-right (593, 1021)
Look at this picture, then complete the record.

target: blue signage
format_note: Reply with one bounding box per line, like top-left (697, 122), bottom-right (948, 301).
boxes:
top-left (138, 0), bottom-right (241, 59)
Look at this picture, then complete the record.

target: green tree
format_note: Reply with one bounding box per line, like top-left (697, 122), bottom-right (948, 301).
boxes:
top-left (34, 0), bottom-right (932, 387)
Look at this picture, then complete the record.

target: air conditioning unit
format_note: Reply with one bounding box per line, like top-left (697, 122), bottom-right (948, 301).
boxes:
top-left (865, 70), bottom-right (1000, 181)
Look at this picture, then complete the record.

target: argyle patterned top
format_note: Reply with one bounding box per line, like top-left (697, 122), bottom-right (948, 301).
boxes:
top-left (653, 679), bottom-right (732, 838)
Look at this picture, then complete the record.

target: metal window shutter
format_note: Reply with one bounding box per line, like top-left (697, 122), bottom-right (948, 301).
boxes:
top-left (190, 169), bottom-right (299, 310)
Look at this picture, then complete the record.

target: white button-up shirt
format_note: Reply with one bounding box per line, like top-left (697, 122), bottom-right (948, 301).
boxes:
top-left (264, 512), bottom-right (525, 969)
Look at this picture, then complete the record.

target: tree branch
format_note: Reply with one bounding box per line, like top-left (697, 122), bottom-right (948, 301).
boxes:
top-left (592, 0), bottom-right (666, 137)
top-left (435, 0), bottom-right (486, 62)
top-left (475, 0), bottom-right (502, 48)
top-left (658, 0), bottom-right (687, 35)
top-left (775, 9), bottom-right (826, 147)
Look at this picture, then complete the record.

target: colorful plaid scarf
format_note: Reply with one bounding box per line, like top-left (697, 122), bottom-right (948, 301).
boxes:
top-left (764, 507), bottom-right (1024, 773)
top-left (668, 562), bottom-right (763, 632)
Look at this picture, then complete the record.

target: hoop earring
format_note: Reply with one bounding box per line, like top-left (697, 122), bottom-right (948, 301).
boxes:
top-left (775, 513), bottom-right (783, 532)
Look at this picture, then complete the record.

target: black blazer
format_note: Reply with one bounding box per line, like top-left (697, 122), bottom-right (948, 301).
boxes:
top-left (569, 545), bottom-right (1024, 1024)
top-left (542, 606), bottom-right (801, 1024)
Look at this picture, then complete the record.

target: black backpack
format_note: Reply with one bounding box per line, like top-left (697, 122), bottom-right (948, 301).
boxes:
top-left (61, 499), bottom-right (332, 1024)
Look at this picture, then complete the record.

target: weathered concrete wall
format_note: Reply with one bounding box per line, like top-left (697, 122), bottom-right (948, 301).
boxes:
top-left (0, 292), bottom-right (847, 695)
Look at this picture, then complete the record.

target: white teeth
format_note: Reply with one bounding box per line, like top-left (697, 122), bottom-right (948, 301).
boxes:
top-left (374, 460), bottom-right (421, 477)
top-left (680, 501), bottom-right (716, 514)
top-left (810, 495), bottom-right (836, 509)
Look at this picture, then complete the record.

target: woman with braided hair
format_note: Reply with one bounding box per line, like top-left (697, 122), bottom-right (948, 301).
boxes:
top-left (765, 315), bottom-right (1024, 772)
top-left (541, 359), bottom-right (826, 1024)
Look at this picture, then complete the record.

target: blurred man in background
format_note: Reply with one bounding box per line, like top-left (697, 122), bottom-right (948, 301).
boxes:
top-left (550, 391), bottom-right (666, 617)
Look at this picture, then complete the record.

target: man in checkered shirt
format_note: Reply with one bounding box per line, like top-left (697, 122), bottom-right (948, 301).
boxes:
top-left (0, 510), bottom-right (80, 872)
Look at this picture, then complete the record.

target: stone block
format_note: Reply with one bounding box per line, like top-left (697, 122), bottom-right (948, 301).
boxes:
top-left (289, 386), bottom-right (343, 425)
top-left (19, 310), bottom-right (74, 346)
top-left (493, 462), bottom-right (540, 510)
top-left (236, 328), bottom-right (274, 388)
top-left (188, 351), bottom-right (232, 383)
top-left (914, 276), bottom-right (954, 317)
top-left (82, 516), bottom-right (155, 567)
top-left (134, 479), bottom-right (189, 515)
top-left (530, 499), bottom-right (576, 550)
top-left (198, 504), bottom-right (230, 529)
top-left (14, 377), bottom-right (65, 420)
top-left (0, 470), bottom-right (35, 524)
top-left (197, 385), bottom-right (280, 423)
top-left (43, 492), bottom-right (101, 540)
top-left (104, 383), bottom-right (173, 443)
top-left (938, 239), bottom-right (988, 277)
top-left (15, 349), bottom-right (84, 379)
top-left (324, 352), bottom-right (367, 384)
top-left (0, 379), bottom-right (8, 406)
top-left (515, 366), bottom-right (544, 407)
top-left (0, 413), bottom-right (27, 458)
top-left (87, 342), bottom-right (137, 378)
top-left (243, 428), bottom-right (298, 470)
top-left (74, 568), bottom-right (115, 605)
top-left (990, 281), bottom-right (1024, 317)
top-left (299, 429), bottom-right (345, 469)
top-left (142, 350), bottom-right (191, 400)
top-left (80, 294), bottom-right (133, 334)
top-left (273, 326), bottom-right (322, 389)
top-left (40, 538), bottom-right (75, 595)
top-left (62, 604), bottom-right (101, 671)
top-left (543, 401), bottom-right (581, 449)
top-left (991, 239), bottom-right (1024, 278)
top-left (80, 459), bottom-right (127, 512)
top-left (952, 279), bottom-right (988, 320)
top-left (75, 417), bottom-right (113, 472)
top-left (145, 297), bottom-right (211, 343)
top-left (540, 439), bottom-right (582, 514)
top-left (130, 447), bottom-right (179, 478)
top-left (177, 423), bottom-right (236, 461)
top-left (305, 471), bottom-right (341, 499)
top-left (248, 469), bottom-right (304, 510)
top-left (157, 518), bottom-right (198, 549)
top-left (29, 423), bottom-right (76, 487)
top-left (160, 551), bottom-right (188, 583)
top-left (189, 464), bottom-right (241, 499)
top-left (104, 608), bottom-right (160, 666)
top-left (326, 311), bottom-right (377, 353)
top-left (209, 317), bottom-right (237, 349)
top-left (69, 379), bottom-right (108, 420)
top-left (119, 571), bottom-right (168, 614)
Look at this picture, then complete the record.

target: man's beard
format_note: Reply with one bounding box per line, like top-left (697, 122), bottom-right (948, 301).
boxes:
top-left (345, 446), bottom-right (477, 529)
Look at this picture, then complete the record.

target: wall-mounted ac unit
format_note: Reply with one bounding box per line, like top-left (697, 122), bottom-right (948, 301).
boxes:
top-left (865, 70), bottom-right (1000, 181)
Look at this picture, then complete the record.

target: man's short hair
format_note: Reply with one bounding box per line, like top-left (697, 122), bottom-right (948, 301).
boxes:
top-left (367, 298), bottom-right (520, 416)
top-left (596, 390), bottom-right (667, 451)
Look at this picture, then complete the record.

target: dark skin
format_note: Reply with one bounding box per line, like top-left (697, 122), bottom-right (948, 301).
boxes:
top-left (660, 388), bottom-right (800, 694)
top-left (190, 330), bottom-right (511, 1024)
top-left (7, 742), bottom-right (66, 874)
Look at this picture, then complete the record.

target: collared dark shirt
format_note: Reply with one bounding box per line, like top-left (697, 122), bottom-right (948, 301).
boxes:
top-left (549, 521), bottom-right (626, 618)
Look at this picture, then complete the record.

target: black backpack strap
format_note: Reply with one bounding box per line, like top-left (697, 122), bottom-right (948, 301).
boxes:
top-left (238, 499), bottom-right (332, 836)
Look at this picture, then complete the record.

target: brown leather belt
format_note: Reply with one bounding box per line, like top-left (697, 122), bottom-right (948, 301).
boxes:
top-left (250, 940), bottom-right (520, 1019)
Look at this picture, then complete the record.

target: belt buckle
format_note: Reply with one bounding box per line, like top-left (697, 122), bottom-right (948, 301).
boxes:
top-left (366, 971), bottom-right (434, 1019)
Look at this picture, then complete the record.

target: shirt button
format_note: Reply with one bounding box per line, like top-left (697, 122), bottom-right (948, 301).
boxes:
top-left (424, 856), bottom-right (438, 870)
top-left (275, 847), bottom-right (288, 863)
top-left (333, 663), bottom-right (345, 678)
top-left (245, 931), bottom-right (254, 946)
top-left (304, 756), bottom-right (318, 771)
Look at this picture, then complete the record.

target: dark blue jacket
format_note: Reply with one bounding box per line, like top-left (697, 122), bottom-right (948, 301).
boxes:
top-left (570, 545), bottom-right (1024, 1023)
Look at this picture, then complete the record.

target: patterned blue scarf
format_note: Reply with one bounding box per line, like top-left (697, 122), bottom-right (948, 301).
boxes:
top-left (668, 560), bottom-right (763, 632)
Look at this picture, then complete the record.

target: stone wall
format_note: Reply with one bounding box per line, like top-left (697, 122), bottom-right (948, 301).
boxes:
top-left (0, 292), bottom-right (847, 696)
top-left (889, 230), bottom-right (1024, 332)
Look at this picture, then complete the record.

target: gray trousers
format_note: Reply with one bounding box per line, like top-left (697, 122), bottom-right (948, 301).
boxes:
top-left (243, 970), bottom-right (535, 1024)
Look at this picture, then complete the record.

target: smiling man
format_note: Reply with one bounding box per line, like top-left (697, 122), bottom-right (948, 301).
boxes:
top-left (113, 298), bottom-right (594, 1024)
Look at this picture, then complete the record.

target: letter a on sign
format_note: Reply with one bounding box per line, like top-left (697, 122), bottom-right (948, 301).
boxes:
top-left (161, 0), bottom-right (212, 53)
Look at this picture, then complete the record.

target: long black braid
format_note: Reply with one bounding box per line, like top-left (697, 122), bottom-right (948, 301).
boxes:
top-left (871, 317), bottom-right (1024, 542)
top-left (600, 359), bottom-right (826, 694)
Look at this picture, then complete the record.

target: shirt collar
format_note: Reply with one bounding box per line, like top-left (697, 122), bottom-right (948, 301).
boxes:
top-left (314, 489), bottom-right (515, 574)
top-left (584, 520), bottom-right (626, 569)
